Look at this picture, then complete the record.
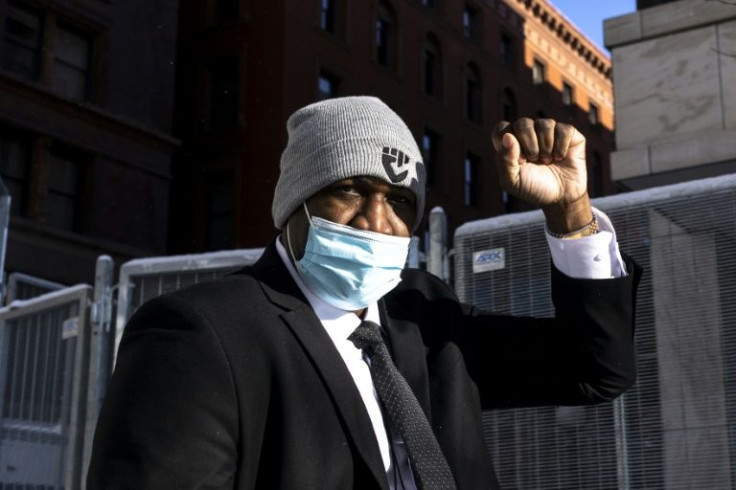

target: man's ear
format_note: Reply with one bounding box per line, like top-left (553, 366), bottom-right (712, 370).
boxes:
top-left (281, 206), bottom-right (309, 262)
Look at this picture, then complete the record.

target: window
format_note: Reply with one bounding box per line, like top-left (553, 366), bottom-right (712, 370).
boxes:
top-left (2, 2), bottom-right (43, 81)
top-left (206, 172), bottom-right (235, 251)
top-left (52, 24), bottom-right (91, 102)
top-left (422, 129), bottom-right (440, 187)
top-left (463, 4), bottom-right (479, 41)
top-left (317, 70), bottom-right (339, 100)
top-left (502, 88), bottom-right (517, 121)
top-left (422, 0), bottom-right (437, 6)
top-left (589, 150), bottom-right (602, 197)
top-left (209, 58), bottom-right (239, 129)
top-left (465, 64), bottom-right (482, 123)
top-left (320, 0), bottom-right (336, 33)
top-left (500, 34), bottom-right (514, 69)
top-left (0, 136), bottom-right (30, 216)
top-left (47, 152), bottom-right (82, 231)
top-left (376, 3), bottom-right (397, 69)
top-left (589, 102), bottom-right (599, 126)
top-left (532, 58), bottom-right (545, 85)
top-left (216, 0), bottom-right (240, 25)
top-left (423, 34), bottom-right (442, 98)
top-left (2, 2), bottom-right (95, 102)
top-left (464, 153), bottom-right (479, 206)
top-left (562, 82), bottom-right (574, 106)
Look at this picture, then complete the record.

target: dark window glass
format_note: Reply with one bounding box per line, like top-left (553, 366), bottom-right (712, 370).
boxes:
top-left (502, 88), bottom-right (517, 121)
top-left (500, 34), bottom-right (514, 68)
top-left (589, 150), bottom-right (603, 197)
top-left (464, 153), bottom-right (479, 206)
top-left (423, 36), bottom-right (442, 98)
top-left (317, 70), bottom-right (339, 100)
top-left (2, 3), bottom-right (43, 81)
top-left (206, 172), bottom-right (235, 250)
top-left (320, 0), bottom-right (335, 32)
top-left (376, 17), bottom-right (390, 66)
top-left (376, 2), bottom-right (397, 69)
top-left (422, 0), bottom-right (436, 6)
top-left (562, 82), bottom-right (574, 106)
top-left (532, 58), bottom-right (545, 85)
top-left (589, 103), bottom-right (599, 125)
top-left (0, 136), bottom-right (30, 216)
top-left (463, 4), bottom-right (478, 40)
top-left (422, 129), bottom-right (439, 187)
top-left (52, 24), bottom-right (90, 101)
top-left (210, 58), bottom-right (239, 129)
top-left (217, 0), bottom-right (240, 25)
top-left (47, 153), bottom-right (82, 231)
top-left (466, 65), bottom-right (481, 123)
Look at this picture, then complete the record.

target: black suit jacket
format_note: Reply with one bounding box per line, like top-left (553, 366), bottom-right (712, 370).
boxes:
top-left (87, 243), bottom-right (640, 489)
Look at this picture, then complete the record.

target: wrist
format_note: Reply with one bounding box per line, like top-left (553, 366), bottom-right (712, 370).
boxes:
top-left (543, 193), bottom-right (592, 235)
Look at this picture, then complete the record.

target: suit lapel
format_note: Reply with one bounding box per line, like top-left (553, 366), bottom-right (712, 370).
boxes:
top-left (251, 243), bottom-right (389, 490)
top-left (380, 303), bottom-right (432, 415)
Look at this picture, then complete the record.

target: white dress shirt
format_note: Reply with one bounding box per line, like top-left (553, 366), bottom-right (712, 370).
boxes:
top-left (274, 207), bottom-right (626, 490)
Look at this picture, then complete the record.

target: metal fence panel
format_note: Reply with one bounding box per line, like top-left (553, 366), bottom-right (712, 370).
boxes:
top-left (0, 285), bottom-right (93, 490)
top-left (6, 273), bottom-right (65, 304)
top-left (114, 249), bottom-right (264, 363)
top-left (454, 174), bottom-right (736, 489)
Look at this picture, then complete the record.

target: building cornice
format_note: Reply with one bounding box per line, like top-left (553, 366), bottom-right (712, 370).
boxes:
top-left (511, 0), bottom-right (612, 79)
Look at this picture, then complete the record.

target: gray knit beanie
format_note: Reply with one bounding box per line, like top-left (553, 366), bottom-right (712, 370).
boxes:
top-left (272, 96), bottom-right (425, 231)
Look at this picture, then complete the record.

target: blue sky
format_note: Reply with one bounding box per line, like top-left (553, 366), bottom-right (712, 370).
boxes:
top-left (545, 1), bottom-right (638, 54)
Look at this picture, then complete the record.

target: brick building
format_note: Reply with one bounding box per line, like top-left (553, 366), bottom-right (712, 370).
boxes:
top-left (171, 0), bottom-right (615, 253)
top-left (0, 0), bottom-right (179, 287)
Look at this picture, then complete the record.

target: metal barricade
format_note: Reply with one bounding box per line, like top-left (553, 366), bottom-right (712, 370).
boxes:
top-left (6, 273), bottom-right (65, 304)
top-left (0, 285), bottom-right (93, 490)
top-left (454, 173), bottom-right (736, 489)
top-left (114, 248), bottom-right (264, 364)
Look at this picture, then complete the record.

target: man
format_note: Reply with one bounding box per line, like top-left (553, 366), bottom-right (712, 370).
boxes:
top-left (87, 96), bottom-right (639, 489)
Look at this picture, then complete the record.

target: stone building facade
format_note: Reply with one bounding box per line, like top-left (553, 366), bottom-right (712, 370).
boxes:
top-left (0, 0), bottom-right (179, 286)
top-left (171, 0), bottom-right (616, 252)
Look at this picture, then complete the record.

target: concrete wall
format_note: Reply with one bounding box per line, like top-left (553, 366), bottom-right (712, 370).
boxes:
top-left (650, 208), bottom-right (732, 488)
top-left (604, 0), bottom-right (736, 184)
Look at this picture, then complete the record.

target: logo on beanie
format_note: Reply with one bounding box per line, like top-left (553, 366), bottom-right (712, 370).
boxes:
top-left (382, 147), bottom-right (419, 184)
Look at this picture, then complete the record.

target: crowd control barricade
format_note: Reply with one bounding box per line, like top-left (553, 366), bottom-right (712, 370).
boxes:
top-left (114, 248), bottom-right (264, 365)
top-left (0, 285), bottom-right (93, 490)
top-left (454, 174), bottom-right (736, 490)
top-left (6, 273), bottom-right (65, 304)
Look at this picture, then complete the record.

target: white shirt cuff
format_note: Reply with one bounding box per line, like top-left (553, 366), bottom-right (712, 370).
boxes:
top-left (545, 208), bottom-right (627, 279)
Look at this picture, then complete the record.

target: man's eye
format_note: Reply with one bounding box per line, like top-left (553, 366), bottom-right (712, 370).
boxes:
top-left (388, 195), bottom-right (411, 205)
top-left (336, 186), bottom-right (359, 195)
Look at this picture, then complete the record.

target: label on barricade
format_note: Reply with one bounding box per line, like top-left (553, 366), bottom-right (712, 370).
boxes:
top-left (472, 248), bottom-right (505, 273)
top-left (62, 316), bottom-right (79, 339)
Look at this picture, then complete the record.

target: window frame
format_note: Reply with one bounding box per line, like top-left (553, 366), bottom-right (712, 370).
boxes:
top-left (1, 1), bottom-right (98, 103)
top-left (562, 81), bottom-right (574, 107)
top-left (464, 152), bottom-right (479, 207)
top-left (532, 58), bottom-right (546, 85)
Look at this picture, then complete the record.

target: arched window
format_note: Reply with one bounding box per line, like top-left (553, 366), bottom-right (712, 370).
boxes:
top-left (376, 1), bottom-right (398, 69)
top-left (502, 88), bottom-right (517, 121)
top-left (423, 33), bottom-right (442, 98)
top-left (465, 63), bottom-right (482, 123)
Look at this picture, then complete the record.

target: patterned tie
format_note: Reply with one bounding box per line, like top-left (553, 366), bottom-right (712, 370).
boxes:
top-left (349, 321), bottom-right (457, 490)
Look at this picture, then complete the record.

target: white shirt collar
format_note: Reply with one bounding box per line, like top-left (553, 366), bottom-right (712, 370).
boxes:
top-left (274, 236), bottom-right (382, 339)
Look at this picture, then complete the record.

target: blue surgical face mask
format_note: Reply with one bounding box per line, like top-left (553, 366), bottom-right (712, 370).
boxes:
top-left (287, 204), bottom-right (410, 311)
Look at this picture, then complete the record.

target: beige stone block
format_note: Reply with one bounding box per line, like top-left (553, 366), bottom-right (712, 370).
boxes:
top-left (603, 12), bottom-right (642, 48)
top-left (720, 20), bottom-right (736, 130)
top-left (642, 0), bottom-right (736, 39)
top-left (610, 146), bottom-right (650, 180)
top-left (650, 129), bottom-right (736, 172)
top-left (614, 27), bottom-right (722, 149)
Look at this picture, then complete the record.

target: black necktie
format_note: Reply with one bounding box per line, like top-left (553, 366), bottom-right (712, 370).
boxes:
top-left (349, 321), bottom-right (457, 490)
